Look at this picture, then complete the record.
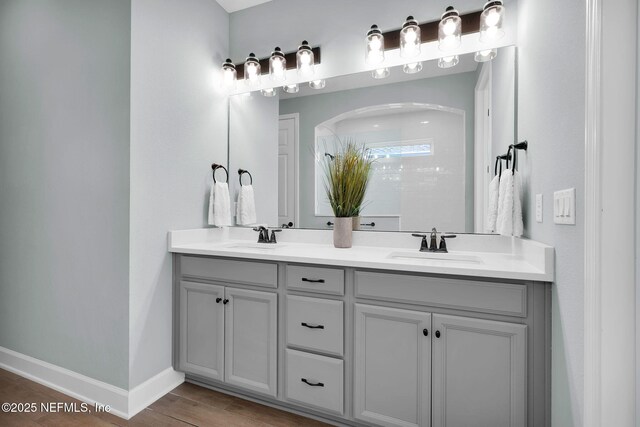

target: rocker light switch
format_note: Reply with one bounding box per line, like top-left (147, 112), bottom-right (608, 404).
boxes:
top-left (553, 188), bottom-right (576, 225)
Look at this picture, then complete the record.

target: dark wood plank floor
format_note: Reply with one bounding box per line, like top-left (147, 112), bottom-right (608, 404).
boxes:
top-left (0, 368), bottom-right (329, 426)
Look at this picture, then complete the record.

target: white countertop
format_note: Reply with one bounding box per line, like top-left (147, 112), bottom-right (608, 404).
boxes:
top-left (168, 228), bottom-right (554, 282)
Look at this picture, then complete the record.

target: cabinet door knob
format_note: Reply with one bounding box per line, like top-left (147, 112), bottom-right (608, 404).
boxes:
top-left (301, 378), bottom-right (324, 387)
top-left (223, 299), bottom-right (229, 305)
top-left (435, 330), bottom-right (441, 338)
top-left (301, 278), bottom-right (325, 283)
top-left (301, 322), bottom-right (325, 329)
top-left (423, 328), bottom-right (428, 336)
top-left (216, 298), bottom-right (222, 303)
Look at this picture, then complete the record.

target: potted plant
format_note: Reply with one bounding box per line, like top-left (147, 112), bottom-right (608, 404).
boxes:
top-left (322, 140), bottom-right (373, 248)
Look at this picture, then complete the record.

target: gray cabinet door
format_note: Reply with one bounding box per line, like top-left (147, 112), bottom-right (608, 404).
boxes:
top-left (432, 314), bottom-right (526, 427)
top-left (224, 287), bottom-right (278, 397)
top-left (179, 281), bottom-right (225, 380)
top-left (354, 304), bottom-right (431, 427)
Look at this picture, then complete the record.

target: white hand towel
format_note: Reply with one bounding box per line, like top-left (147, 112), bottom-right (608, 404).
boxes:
top-left (512, 171), bottom-right (524, 237)
top-left (496, 171), bottom-right (514, 236)
top-left (208, 182), bottom-right (231, 226)
top-left (236, 184), bottom-right (257, 225)
top-left (496, 170), bottom-right (524, 237)
top-left (487, 174), bottom-right (501, 232)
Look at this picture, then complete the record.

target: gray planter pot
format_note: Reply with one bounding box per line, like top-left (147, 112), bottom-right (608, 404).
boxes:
top-left (333, 217), bottom-right (353, 248)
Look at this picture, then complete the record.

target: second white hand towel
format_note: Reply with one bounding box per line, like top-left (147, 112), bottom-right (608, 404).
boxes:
top-left (496, 171), bottom-right (514, 236)
top-left (496, 170), bottom-right (524, 237)
top-left (208, 182), bottom-right (231, 226)
top-left (512, 171), bottom-right (524, 237)
top-left (487, 174), bottom-right (501, 232)
top-left (236, 184), bottom-right (257, 225)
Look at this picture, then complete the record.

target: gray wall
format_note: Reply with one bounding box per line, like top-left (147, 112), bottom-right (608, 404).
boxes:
top-left (129, 0), bottom-right (229, 388)
top-left (0, 0), bottom-right (131, 388)
top-left (517, 0), bottom-right (585, 425)
top-left (279, 72), bottom-right (477, 231)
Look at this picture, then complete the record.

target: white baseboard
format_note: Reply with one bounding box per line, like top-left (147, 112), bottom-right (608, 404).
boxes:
top-left (128, 367), bottom-right (185, 418)
top-left (0, 346), bottom-right (184, 419)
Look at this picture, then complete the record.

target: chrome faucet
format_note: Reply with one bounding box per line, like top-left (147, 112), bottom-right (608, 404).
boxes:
top-left (412, 228), bottom-right (457, 253)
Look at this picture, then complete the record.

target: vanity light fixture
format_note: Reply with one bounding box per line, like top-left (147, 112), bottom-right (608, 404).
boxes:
top-left (372, 67), bottom-right (390, 79)
top-left (309, 79), bottom-right (326, 89)
top-left (221, 58), bottom-right (237, 90)
top-left (365, 25), bottom-right (385, 65)
top-left (261, 87), bottom-right (277, 97)
top-left (283, 84), bottom-right (299, 94)
top-left (400, 16), bottom-right (421, 58)
top-left (438, 55), bottom-right (460, 68)
top-left (438, 6), bottom-right (462, 51)
top-left (244, 53), bottom-right (261, 86)
top-left (269, 47), bottom-right (286, 82)
top-left (297, 40), bottom-right (315, 78)
top-left (479, 0), bottom-right (505, 42)
top-left (403, 62), bottom-right (423, 74)
top-left (474, 48), bottom-right (497, 62)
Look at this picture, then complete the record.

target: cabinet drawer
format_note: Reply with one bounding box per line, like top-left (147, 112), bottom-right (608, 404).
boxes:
top-left (180, 256), bottom-right (277, 288)
top-left (286, 265), bottom-right (344, 295)
top-left (285, 349), bottom-right (344, 415)
top-left (355, 271), bottom-right (527, 317)
top-left (286, 296), bottom-right (343, 356)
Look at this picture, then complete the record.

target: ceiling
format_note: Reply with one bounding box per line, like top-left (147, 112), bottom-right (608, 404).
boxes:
top-left (215, 0), bottom-right (272, 13)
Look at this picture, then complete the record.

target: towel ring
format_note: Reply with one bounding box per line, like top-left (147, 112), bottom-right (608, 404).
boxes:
top-left (238, 169), bottom-right (253, 186)
top-left (211, 163), bottom-right (229, 184)
top-left (496, 152), bottom-right (512, 176)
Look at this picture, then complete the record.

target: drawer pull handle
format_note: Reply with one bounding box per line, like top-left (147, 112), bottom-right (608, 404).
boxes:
top-left (301, 378), bottom-right (324, 387)
top-left (301, 278), bottom-right (325, 283)
top-left (435, 330), bottom-right (441, 338)
top-left (423, 328), bottom-right (428, 336)
top-left (301, 322), bottom-right (324, 329)
top-left (216, 298), bottom-right (222, 303)
top-left (223, 299), bottom-right (229, 305)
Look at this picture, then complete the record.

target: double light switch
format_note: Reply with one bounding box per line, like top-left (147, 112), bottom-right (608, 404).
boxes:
top-left (553, 188), bottom-right (576, 225)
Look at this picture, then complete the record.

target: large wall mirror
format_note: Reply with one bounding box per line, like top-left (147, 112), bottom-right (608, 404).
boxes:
top-left (228, 46), bottom-right (516, 233)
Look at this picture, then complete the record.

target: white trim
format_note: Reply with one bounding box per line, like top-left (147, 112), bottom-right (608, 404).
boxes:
top-left (583, 0), bottom-right (602, 425)
top-left (0, 346), bottom-right (129, 418)
top-left (0, 346), bottom-right (184, 420)
top-left (128, 367), bottom-right (185, 418)
top-left (279, 113), bottom-right (300, 227)
top-left (474, 62), bottom-right (492, 233)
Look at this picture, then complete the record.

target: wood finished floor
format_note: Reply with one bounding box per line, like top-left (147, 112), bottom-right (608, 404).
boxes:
top-left (0, 368), bottom-right (330, 426)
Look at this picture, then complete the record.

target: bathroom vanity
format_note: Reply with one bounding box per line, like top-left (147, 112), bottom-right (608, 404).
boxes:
top-left (170, 228), bottom-right (553, 427)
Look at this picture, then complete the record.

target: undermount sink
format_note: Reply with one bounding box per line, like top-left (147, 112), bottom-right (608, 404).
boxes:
top-left (222, 243), bottom-right (285, 250)
top-left (386, 251), bottom-right (483, 264)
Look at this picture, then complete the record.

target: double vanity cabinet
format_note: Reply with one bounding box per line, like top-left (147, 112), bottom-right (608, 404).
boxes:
top-left (173, 251), bottom-right (551, 427)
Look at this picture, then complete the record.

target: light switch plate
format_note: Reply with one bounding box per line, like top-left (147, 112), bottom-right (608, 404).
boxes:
top-left (535, 194), bottom-right (543, 223)
top-left (553, 188), bottom-right (576, 225)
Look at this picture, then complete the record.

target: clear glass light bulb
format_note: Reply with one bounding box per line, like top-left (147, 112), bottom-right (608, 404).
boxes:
top-left (369, 36), bottom-right (382, 51)
top-left (223, 69), bottom-right (235, 84)
top-left (372, 67), bottom-right (389, 79)
top-left (443, 19), bottom-right (457, 36)
top-left (283, 84), bottom-right (299, 93)
top-left (404, 28), bottom-right (417, 43)
top-left (299, 52), bottom-right (311, 65)
top-left (485, 9), bottom-right (501, 27)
